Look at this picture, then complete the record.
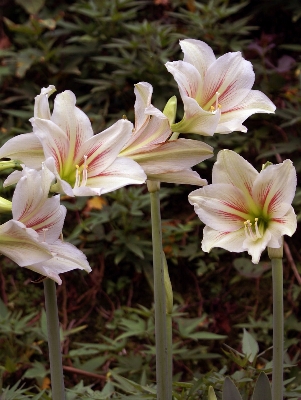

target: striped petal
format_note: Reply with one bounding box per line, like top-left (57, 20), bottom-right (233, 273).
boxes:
top-left (0, 133), bottom-right (44, 169)
top-left (85, 157), bottom-right (146, 194)
top-left (189, 183), bottom-right (250, 232)
top-left (202, 226), bottom-right (246, 253)
top-left (80, 119), bottom-right (133, 174)
top-left (0, 220), bottom-right (51, 266)
top-left (212, 150), bottom-right (258, 208)
top-left (31, 118), bottom-right (69, 174)
top-left (131, 139), bottom-right (213, 174)
top-left (165, 60), bottom-right (203, 104)
top-left (252, 159), bottom-right (297, 217)
top-left (202, 52), bottom-right (254, 111)
top-left (28, 240), bottom-right (91, 285)
top-left (51, 90), bottom-right (94, 159)
top-left (216, 90), bottom-right (276, 134)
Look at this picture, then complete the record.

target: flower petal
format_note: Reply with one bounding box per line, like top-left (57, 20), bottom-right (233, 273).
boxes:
top-left (269, 206), bottom-right (297, 240)
top-left (216, 90), bottom-right (276, 134)
top-left (171, 97), bottom-right (221, 136)
top-left (28, 240), bottom-right (91, 285)
top-left (202, 225), bottom-right (246, 253)
top-left (202, 52), bottom-right (254, 111)
top-left (80, 119), bottom-right (134, 174)
top-left (122, 113), bottom-right (171, 155)
top-left (34, 85), bottom-right (56, 119)
top-left (212, 150), bottom-right (258, 206)
top-left (189, 183), bottom-right (250, 231)
top-left (148, 169), bottom-right (207, 186)
top-left (31, 118), bottom-right (69, 173)
top-left (51, 90), bottom-right (94, 159)
top-left (133, 82), bottom-right (153, 132)
top-left (0, 133), bottom-right (44, 169)
top-left (252, 159), bottom-right (297, 217)
top-left (12, 166), bottom-right (55, 221)
top-left (131, 139), bottom-right (213, 174)
top-left (0, 220), bottom-right (51, 266)
top-left (242, 229), bottom-right (272, 264)
top-left (180, 39), bottom-right (216, 80)
top-left (165, 60), bottom-right (203, 103)
top-left (85, 157), bottom-right (146, 194)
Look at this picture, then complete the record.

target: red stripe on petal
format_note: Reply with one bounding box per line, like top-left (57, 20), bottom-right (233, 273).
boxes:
top-left (257, 182), bottom-right (272, 207)
top-left (217, 209), bottom-right (245, 222)
top-left (267, 190), bottom-right (282, 214)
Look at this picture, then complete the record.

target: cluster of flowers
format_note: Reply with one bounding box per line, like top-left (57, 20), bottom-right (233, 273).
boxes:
top-left (0, 39), bottom-right (296, 283)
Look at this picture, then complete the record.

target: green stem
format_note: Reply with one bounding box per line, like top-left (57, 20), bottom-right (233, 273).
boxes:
top-left (43, 278), bottom-right (66, 400)
top-left (271, 257), bottom-right (284, 400)
top-left (163, 254), bottom-right (173, 395)
top-left (148, 181), bottom-right (171, 400)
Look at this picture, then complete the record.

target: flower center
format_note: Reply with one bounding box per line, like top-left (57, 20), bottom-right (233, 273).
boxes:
top-left (74, 155), bottom-right (88, 189)
top-left (244, 218), bottom-right (263, 241)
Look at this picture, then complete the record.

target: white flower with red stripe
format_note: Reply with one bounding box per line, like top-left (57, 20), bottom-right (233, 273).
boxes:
top-left (188, 150), bottom-right (297, 263)
top-left (0, 87), bottom-right (146, 196)
top-left (13, 165), bottom-right (91, 284)
top-left (165, 39), bottom-right (276, 135)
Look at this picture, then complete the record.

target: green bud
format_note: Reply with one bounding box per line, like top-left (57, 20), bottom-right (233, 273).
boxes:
top-left (163, 96), bottom-right (177, 125)
top-left (0, 160), bottom-right (21, 171)
top-left (208, 386), bottom-right (217, 400)
top-left (0, 196), bottom-right (12, 212)
top-left (262, 161), bottom-right (273, 170)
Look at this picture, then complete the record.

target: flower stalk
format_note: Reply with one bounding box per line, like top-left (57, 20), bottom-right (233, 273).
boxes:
top-left (147, 180), bottom-right (171, 400)
top-left (269, 247), bottom-right (284, 400)
top-left (43, 278), bottom-right (65, 400)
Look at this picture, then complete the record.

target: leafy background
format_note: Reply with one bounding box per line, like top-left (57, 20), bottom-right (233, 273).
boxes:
top-left (0, 0), bottom-right (301, 398)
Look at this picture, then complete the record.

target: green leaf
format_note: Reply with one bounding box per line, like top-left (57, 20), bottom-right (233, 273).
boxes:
top-left (242, 329), bottom-right (259, 362)
top-left (222, 377), bottom-right (243, 400)
top-left (15, 0), bottom-right (45, 14)
top-left (0, 298), bottom-right (8, 318)
top-left (252, 372), bottom-right (272, 400)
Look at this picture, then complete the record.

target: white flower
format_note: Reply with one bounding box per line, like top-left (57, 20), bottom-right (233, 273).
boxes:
top-left (12, 165), bottom-right (91, 284)
top-left (166, 39), bottom-right (276, 135)
top-left (188, 150), bottom-right (297, 263)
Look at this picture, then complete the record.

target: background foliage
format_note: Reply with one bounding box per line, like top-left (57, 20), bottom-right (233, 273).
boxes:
top-left (0, 0), bottom-right (301, 398)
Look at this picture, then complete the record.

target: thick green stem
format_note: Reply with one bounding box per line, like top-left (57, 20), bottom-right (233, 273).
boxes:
top-left (43, 278), bottom-right (66, 400)
top-left (148, 181), bottom-right (172, 400)
top-left (271, 257), bottom-right (284, 400)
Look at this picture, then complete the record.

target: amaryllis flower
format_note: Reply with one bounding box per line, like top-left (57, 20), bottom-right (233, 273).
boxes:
top-left (188, 150), bottom-right (297, 263)
top-left (165, 39), bottom-right (276, 135)
top-left (12, 165), bottom-right (91, 284)
top-left (119, 82), bottom-right (213, 185)
top-left (0, 86), bottom-right (146, 196)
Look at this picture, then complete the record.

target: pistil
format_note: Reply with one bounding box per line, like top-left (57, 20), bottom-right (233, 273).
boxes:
top-left (210, 92), bottom-right (221, 113)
